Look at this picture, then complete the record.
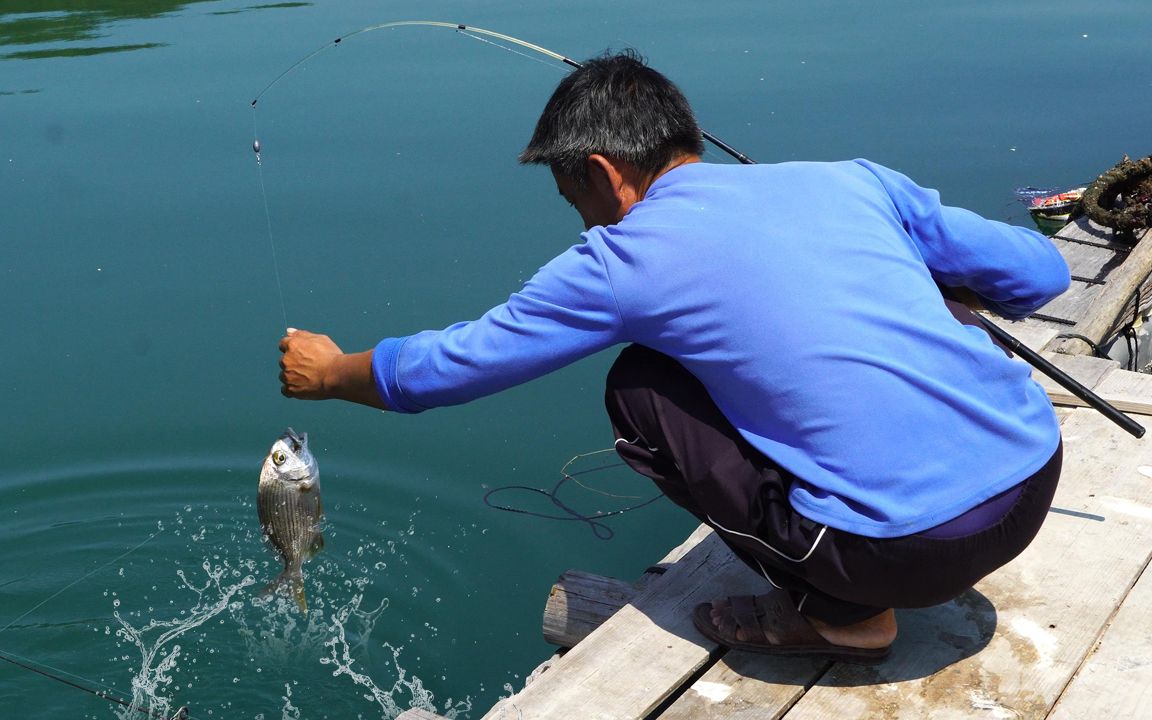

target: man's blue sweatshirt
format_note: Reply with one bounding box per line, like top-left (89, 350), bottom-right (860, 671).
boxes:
top-left (372, 160), bottom-right (1070, 538)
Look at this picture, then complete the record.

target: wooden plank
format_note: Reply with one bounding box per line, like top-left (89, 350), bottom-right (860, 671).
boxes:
top-left (1050, 214), bottom-right (1133, 249)
top-left (771, 405), bottom-right (1152, 719)
top-left (1047, 557), bottom-right (1152, 718)
top-left (1036, 280), bottom-right (1104, 326)
top-left (661, 523), bottom-right (715, 565)
top-left (542, 525), bottom-right (722, 649)
top-left (1051, 241), bottom-right (1124, 282)
top-left (483, 528), bottom-right (767, 720)
top-left (1044, 389), bottom-right (1152, 417)
top-left (396, 709), bottom-right (449, 720)
top-left (543, 570), bottom-right (638, 647)
top-left (986, 317), bottom-right (1059, 352)
top-left (1092, 366), bottom-right (1152, 407)
top-left (1031, 352), bottom-right (1119, 393)
top-left (1040, 365), bottom-right (1152, 417)
top-left (657, 651), bottom-right (828, 720)
top-left (1053, 230), bottom-right (1152, 355)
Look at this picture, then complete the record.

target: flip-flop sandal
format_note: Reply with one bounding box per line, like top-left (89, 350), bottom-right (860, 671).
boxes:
top-left (692, 590), bottom-right (891, 665)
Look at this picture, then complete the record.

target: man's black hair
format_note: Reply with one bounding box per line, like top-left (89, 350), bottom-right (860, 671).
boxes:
top-left (519, 50), bottom-right (705, 187)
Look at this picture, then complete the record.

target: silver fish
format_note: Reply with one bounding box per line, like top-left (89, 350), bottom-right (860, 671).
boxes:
top-left (257, 428), bottom-right (324, 611)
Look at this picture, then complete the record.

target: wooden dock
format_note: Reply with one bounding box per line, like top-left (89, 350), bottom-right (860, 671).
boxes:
top-left (1025, 216), bottom-right (1152, 360)
top-left (401, 221), bottom-right (1152, 720)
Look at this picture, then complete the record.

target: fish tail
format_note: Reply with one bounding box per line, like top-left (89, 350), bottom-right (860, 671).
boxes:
top-left (261, 567), bottom-right (307, 612)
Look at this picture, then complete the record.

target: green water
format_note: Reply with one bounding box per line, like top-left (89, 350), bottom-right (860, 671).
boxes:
top-left (2, 1), bottom-right (1149, 717)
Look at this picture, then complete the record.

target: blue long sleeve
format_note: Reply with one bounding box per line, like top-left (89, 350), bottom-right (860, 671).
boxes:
top-left (373, 241), bottom-right (625, 413)
top-left (371, 160), bottom-right (1069, 537)
top-left (857, 160), bottom-right (1070, 319)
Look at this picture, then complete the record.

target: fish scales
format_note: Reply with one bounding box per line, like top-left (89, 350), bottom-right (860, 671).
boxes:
top-left (258, 479), bottom-right (320, 562)
top-left (257, 428), bottom-right (323, 611)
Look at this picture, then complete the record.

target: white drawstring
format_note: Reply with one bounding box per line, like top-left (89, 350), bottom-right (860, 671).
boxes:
top-left (707, 514), bottom-right (828, 563)
top-left (614, 436), bottom-right (659, 452)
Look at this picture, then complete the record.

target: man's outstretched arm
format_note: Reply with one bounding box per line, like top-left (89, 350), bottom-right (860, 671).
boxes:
top-left (279, 329), bottom-right (388, 410)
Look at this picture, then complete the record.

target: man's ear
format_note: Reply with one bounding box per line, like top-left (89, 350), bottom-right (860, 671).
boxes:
top-left (586, 154), bottom-right (625, 199)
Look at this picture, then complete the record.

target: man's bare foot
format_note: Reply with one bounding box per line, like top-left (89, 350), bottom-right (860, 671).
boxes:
top-left (807, 608), bottom-right (897, 649)
top-left (709, 599), bottom-right (897, 649)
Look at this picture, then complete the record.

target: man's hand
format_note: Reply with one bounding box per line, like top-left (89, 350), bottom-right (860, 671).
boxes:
top-left (278, 329), bottom-right (387, 409)
top-left (940, 285), bottom-right (986, 311)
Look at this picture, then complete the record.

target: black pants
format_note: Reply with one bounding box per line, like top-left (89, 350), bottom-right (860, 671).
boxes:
top-left (605, 343), bottom-right (1062, 625)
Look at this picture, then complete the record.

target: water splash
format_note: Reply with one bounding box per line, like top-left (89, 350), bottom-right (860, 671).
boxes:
top-left (280, 682), bottom-right (301, 720)
top-left (113, 558), bottom-right (257, 720)
top-left (101, 500), bottom-right (473, 719)
top-left (318, 593), bottom-right (470, 719)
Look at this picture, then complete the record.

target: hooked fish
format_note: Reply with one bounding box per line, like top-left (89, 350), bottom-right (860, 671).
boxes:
top-left (257, 428), bottom-right (324, 611)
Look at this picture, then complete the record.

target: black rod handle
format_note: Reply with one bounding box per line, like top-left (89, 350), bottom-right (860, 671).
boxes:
top-left (974, 314), bottom-right (1145, 438)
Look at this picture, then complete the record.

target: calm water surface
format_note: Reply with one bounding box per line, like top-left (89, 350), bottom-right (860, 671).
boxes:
top-left (2, 1), bottom-right (1150, 717)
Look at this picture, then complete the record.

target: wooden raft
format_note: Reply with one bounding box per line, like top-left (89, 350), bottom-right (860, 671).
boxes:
top-left (1025, 217), bottom-right (1152, 357)
top-left (467, 368), bottom-right (1152, 720)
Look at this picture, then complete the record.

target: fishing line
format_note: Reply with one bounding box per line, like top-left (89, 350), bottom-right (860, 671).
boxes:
top-left (248, 20), bottom-right (755, 329)
top-left (251, 126), bottom-right (288, 330)
top-left (246, 22), bottom-right (576, 333)
top-left (0, 529), bottom-right (193, 717)
top-left (251, 129), bottom-right (289, 331)
top-left (483, 446), bottom-right (664, 540)
top-left (455, 29), bottom-right (570, 72)
top-left (0, 529), bottom-right (161, 635)
top-left (0, 648), bottom-right (190, 719)
top-left (249, 22), bottom-right (748, 533)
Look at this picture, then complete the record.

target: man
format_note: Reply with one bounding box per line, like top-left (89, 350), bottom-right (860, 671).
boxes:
top-left (278, 51), bottom-right (1069, 662)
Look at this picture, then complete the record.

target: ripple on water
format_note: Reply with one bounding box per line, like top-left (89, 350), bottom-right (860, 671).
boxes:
top-left (0, 454), bottom-right (475, 719)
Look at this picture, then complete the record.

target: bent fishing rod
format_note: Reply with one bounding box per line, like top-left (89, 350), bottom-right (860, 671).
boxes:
top-left (252, 21), bottom-right (1145, 438)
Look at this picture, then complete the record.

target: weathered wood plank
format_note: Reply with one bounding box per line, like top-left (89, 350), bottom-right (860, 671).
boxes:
top-left (1031, 352), bottom-right (1119, 394)
top-left (985, 317), bottom-right (1059, 353)
top-left (543, 570), bottom-right (637, 648)
top-left (772, 404), bottom-right (1152, 719)
top-left (1047, 556), bottom-right (1152, 718)
top-left (484, 529), bottom-right (766, 720)
top-left (1052, 229), bottom-right (1152, 355)
top-left (1042, 351), bottom-right (1119, 380)
top-left (1039, 362), bottom-right (1152, 418)
top-left (1043, 389), bottom-right (1152, 417)
top-left (542, 525), bottom-right (722, 649)
top-left (1050, 213), bottom-right (1133, 249)
top-left (657, 651), bottom-right (828, 720)
top-left (1092, 361), bottom-right (1152, 405)
top-left (1052, 239), bottom-right (1124, 282)
top-left (1036, 280), bottom-right (1104, 325)
top-left (396, 709), bottom-right (449, 720)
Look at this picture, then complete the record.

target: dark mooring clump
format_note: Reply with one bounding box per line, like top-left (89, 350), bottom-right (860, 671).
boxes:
top-left (1082, 154), bottom-right (1152, 242)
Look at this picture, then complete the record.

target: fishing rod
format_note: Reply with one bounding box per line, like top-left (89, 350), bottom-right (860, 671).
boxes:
top-left (973, 313), bottom-right (1145, 437)
top-left (0, 648), bottom-right (190, 719)
top-left (252, 20), bottom-right (1144, 438)
top-left (250, 20), bottom-right (754, 164)
top-left (0, 530), bottom-right (196, 718)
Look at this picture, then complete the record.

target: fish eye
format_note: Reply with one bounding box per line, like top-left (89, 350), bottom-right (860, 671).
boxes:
top-left (272, 450), bottom-right (287, 466)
